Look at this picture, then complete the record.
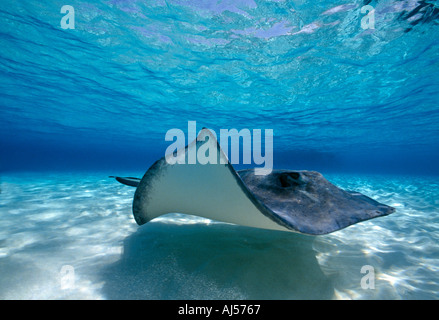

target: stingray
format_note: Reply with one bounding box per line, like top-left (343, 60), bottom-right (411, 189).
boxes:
top-left (112, 128), bottom-right (395, 235)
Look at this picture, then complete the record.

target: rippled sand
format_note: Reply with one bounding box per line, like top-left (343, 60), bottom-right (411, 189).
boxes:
top-left (0, 172), bottom-right (438, 299)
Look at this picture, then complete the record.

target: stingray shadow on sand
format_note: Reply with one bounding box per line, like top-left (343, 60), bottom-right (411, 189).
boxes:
top-left (100, 217), bottom-right (334, 299)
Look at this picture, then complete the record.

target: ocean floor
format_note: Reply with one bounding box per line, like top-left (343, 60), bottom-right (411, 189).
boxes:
top-left (0, 172), bottom-right (438, 299)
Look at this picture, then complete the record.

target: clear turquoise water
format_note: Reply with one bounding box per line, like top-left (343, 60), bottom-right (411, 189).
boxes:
top-left (1, 0), bottom-right (439, 299)
top-left (1, 0), bottom-right (439, 173)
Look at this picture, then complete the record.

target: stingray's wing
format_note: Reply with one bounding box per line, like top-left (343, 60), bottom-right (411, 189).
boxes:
top-left (125, 128), bottom-right (395, 235)
top-left (132, 129), bottom-right (289, 231)
top-left (238, 169), bottom-right (395, 235)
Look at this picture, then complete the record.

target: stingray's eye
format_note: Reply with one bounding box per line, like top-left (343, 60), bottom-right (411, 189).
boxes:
top-left (279, 172), bottom-right (303, 187)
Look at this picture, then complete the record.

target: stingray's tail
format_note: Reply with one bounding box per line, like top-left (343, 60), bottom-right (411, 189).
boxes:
top-left (109, 176), bottom-right (141, 187)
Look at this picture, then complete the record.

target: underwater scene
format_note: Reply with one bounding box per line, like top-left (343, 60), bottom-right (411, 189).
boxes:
top-left (1, 0), bottom-right (439, 300)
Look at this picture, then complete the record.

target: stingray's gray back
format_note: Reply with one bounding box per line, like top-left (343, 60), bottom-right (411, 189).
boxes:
top-left (238, 169), bottom-right (395, 235)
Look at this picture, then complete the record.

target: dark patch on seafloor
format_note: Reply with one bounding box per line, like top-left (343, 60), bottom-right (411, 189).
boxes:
top-left (100, 220), bottom-right (334, 299)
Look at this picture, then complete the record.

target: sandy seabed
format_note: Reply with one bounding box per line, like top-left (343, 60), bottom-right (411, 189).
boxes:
top-left (0, 172), bottom-right (438, 299)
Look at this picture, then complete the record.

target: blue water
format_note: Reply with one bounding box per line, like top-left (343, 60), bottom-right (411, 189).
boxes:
top-left (1, 0), bottom-right (439, 299)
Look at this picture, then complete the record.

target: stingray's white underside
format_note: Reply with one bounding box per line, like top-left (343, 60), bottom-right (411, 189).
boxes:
top-left (133, 129), bottom-right (291, 232)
